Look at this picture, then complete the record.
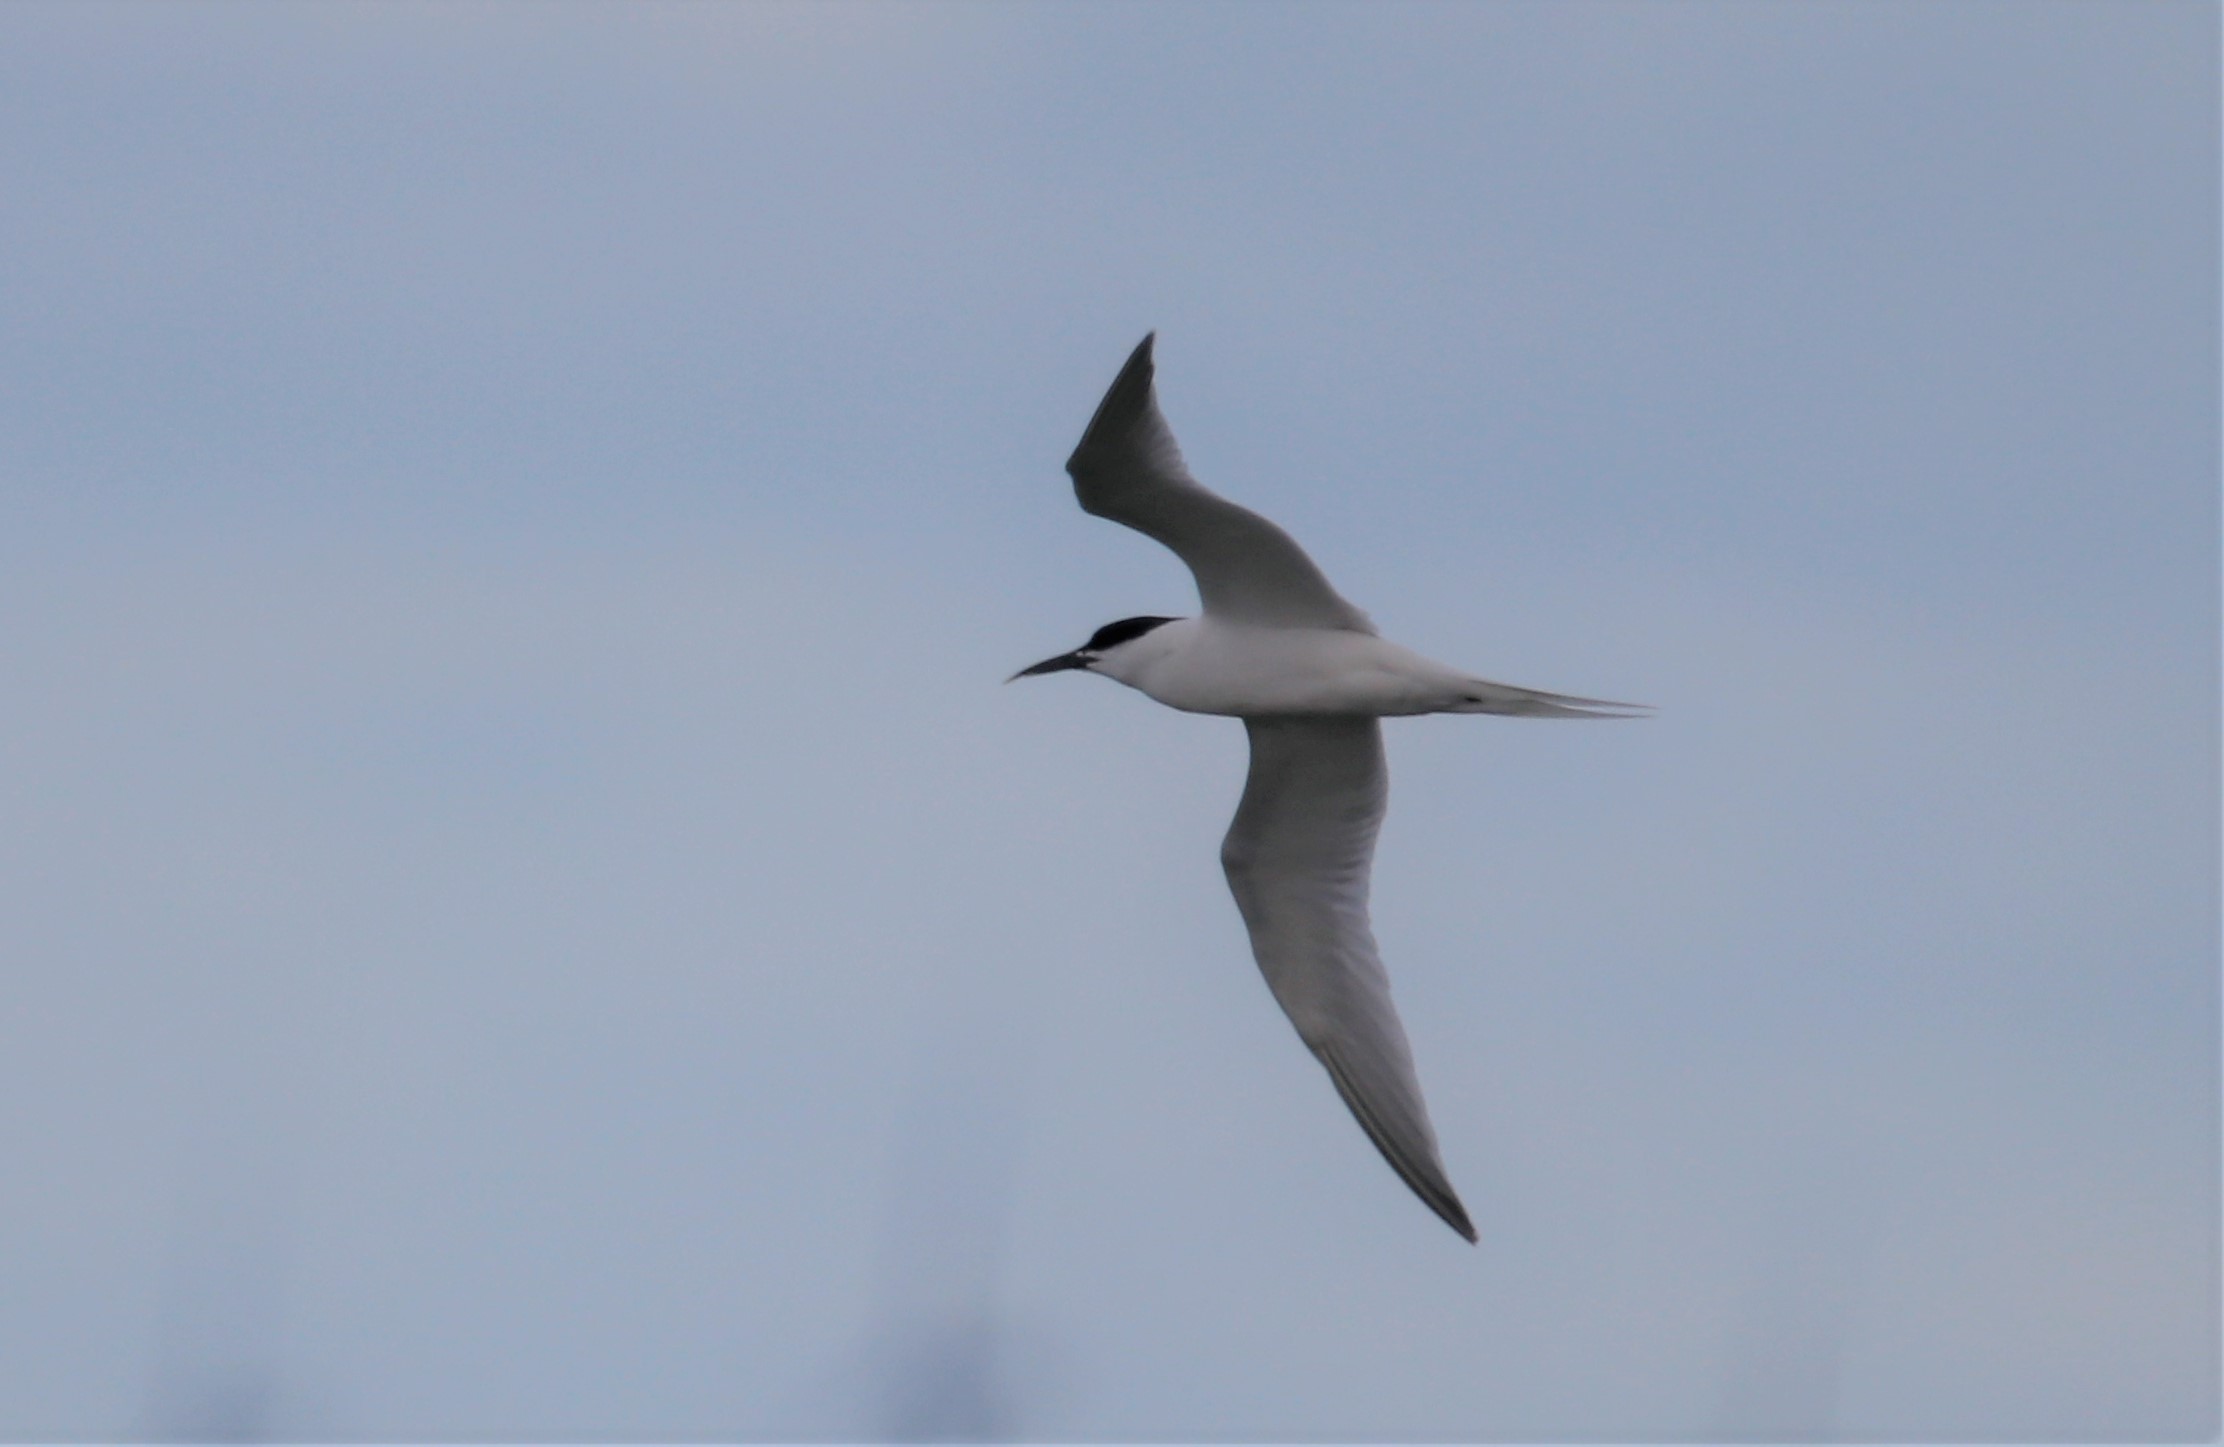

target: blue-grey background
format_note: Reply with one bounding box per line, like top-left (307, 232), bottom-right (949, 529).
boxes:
top-left (1, 2), bottom-right (2214, 1439)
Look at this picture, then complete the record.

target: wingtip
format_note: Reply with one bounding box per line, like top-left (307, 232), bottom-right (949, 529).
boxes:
top-left (1067, 331), bottom-right (1163, 476)
top-left (1427, 1181), bottom-right (1479, 1243)
top-left (1123, 330), bottom-right (1157, 382)
top-left (1315, 1042), bottom-right (1480, 1245)
top-left (1110, 331), bottom-right (1156, 381)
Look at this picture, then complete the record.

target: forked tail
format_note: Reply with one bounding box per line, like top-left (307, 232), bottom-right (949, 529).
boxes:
top-left (1447, 680), bottom-right (1652, 718)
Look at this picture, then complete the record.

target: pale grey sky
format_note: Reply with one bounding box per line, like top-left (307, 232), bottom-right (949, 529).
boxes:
top-left (0, 2), bottom-right (2214, 1440)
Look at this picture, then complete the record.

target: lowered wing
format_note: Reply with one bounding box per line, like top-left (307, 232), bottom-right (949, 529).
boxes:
top-left (1066, 334), bottom-right (1375, 633)
top-left (1220, 716), bottom-right (1475, 1241)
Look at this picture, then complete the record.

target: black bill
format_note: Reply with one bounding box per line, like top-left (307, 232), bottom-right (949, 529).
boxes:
top-left (1007, 650), bottom-right (1091, 682)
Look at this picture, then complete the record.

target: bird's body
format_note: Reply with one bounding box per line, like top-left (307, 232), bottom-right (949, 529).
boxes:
top-left (1015, 334), bottom-right (1642, 1243)
top-left (1092, 615), bottom-right (1631, 719)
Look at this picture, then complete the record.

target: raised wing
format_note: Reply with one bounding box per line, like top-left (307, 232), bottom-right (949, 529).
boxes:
top-left (1220, 717), bottom-right (1475, 1241)
top-left (1066, 335), bottom-right (1375, 633)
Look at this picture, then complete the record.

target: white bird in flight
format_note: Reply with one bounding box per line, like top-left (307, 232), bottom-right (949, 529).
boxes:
top-left (1014, 334), bottom-right (1644, 1242)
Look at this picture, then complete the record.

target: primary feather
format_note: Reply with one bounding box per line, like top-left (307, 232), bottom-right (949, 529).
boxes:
top-left (1065, 334), bottom-right (1376, 634)
top-left (1221, 717), bottom-right (1476, 1242)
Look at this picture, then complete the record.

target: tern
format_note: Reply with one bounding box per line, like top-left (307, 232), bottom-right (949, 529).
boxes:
top-left (1014, 334), bottom-right (1644, 1242)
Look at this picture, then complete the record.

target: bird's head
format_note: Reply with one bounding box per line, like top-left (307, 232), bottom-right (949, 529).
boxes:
top-left (1008, 615), bottom-right (1182, 683)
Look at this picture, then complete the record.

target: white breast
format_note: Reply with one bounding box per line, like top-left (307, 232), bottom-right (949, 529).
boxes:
top-left (1098, 618), bottom-right (1477, 718)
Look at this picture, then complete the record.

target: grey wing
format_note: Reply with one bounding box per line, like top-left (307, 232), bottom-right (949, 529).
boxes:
top-left (1220, 717), bottom-right (1475, 1242)
top-left (1065, 335), bottom-right (1375, 633)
